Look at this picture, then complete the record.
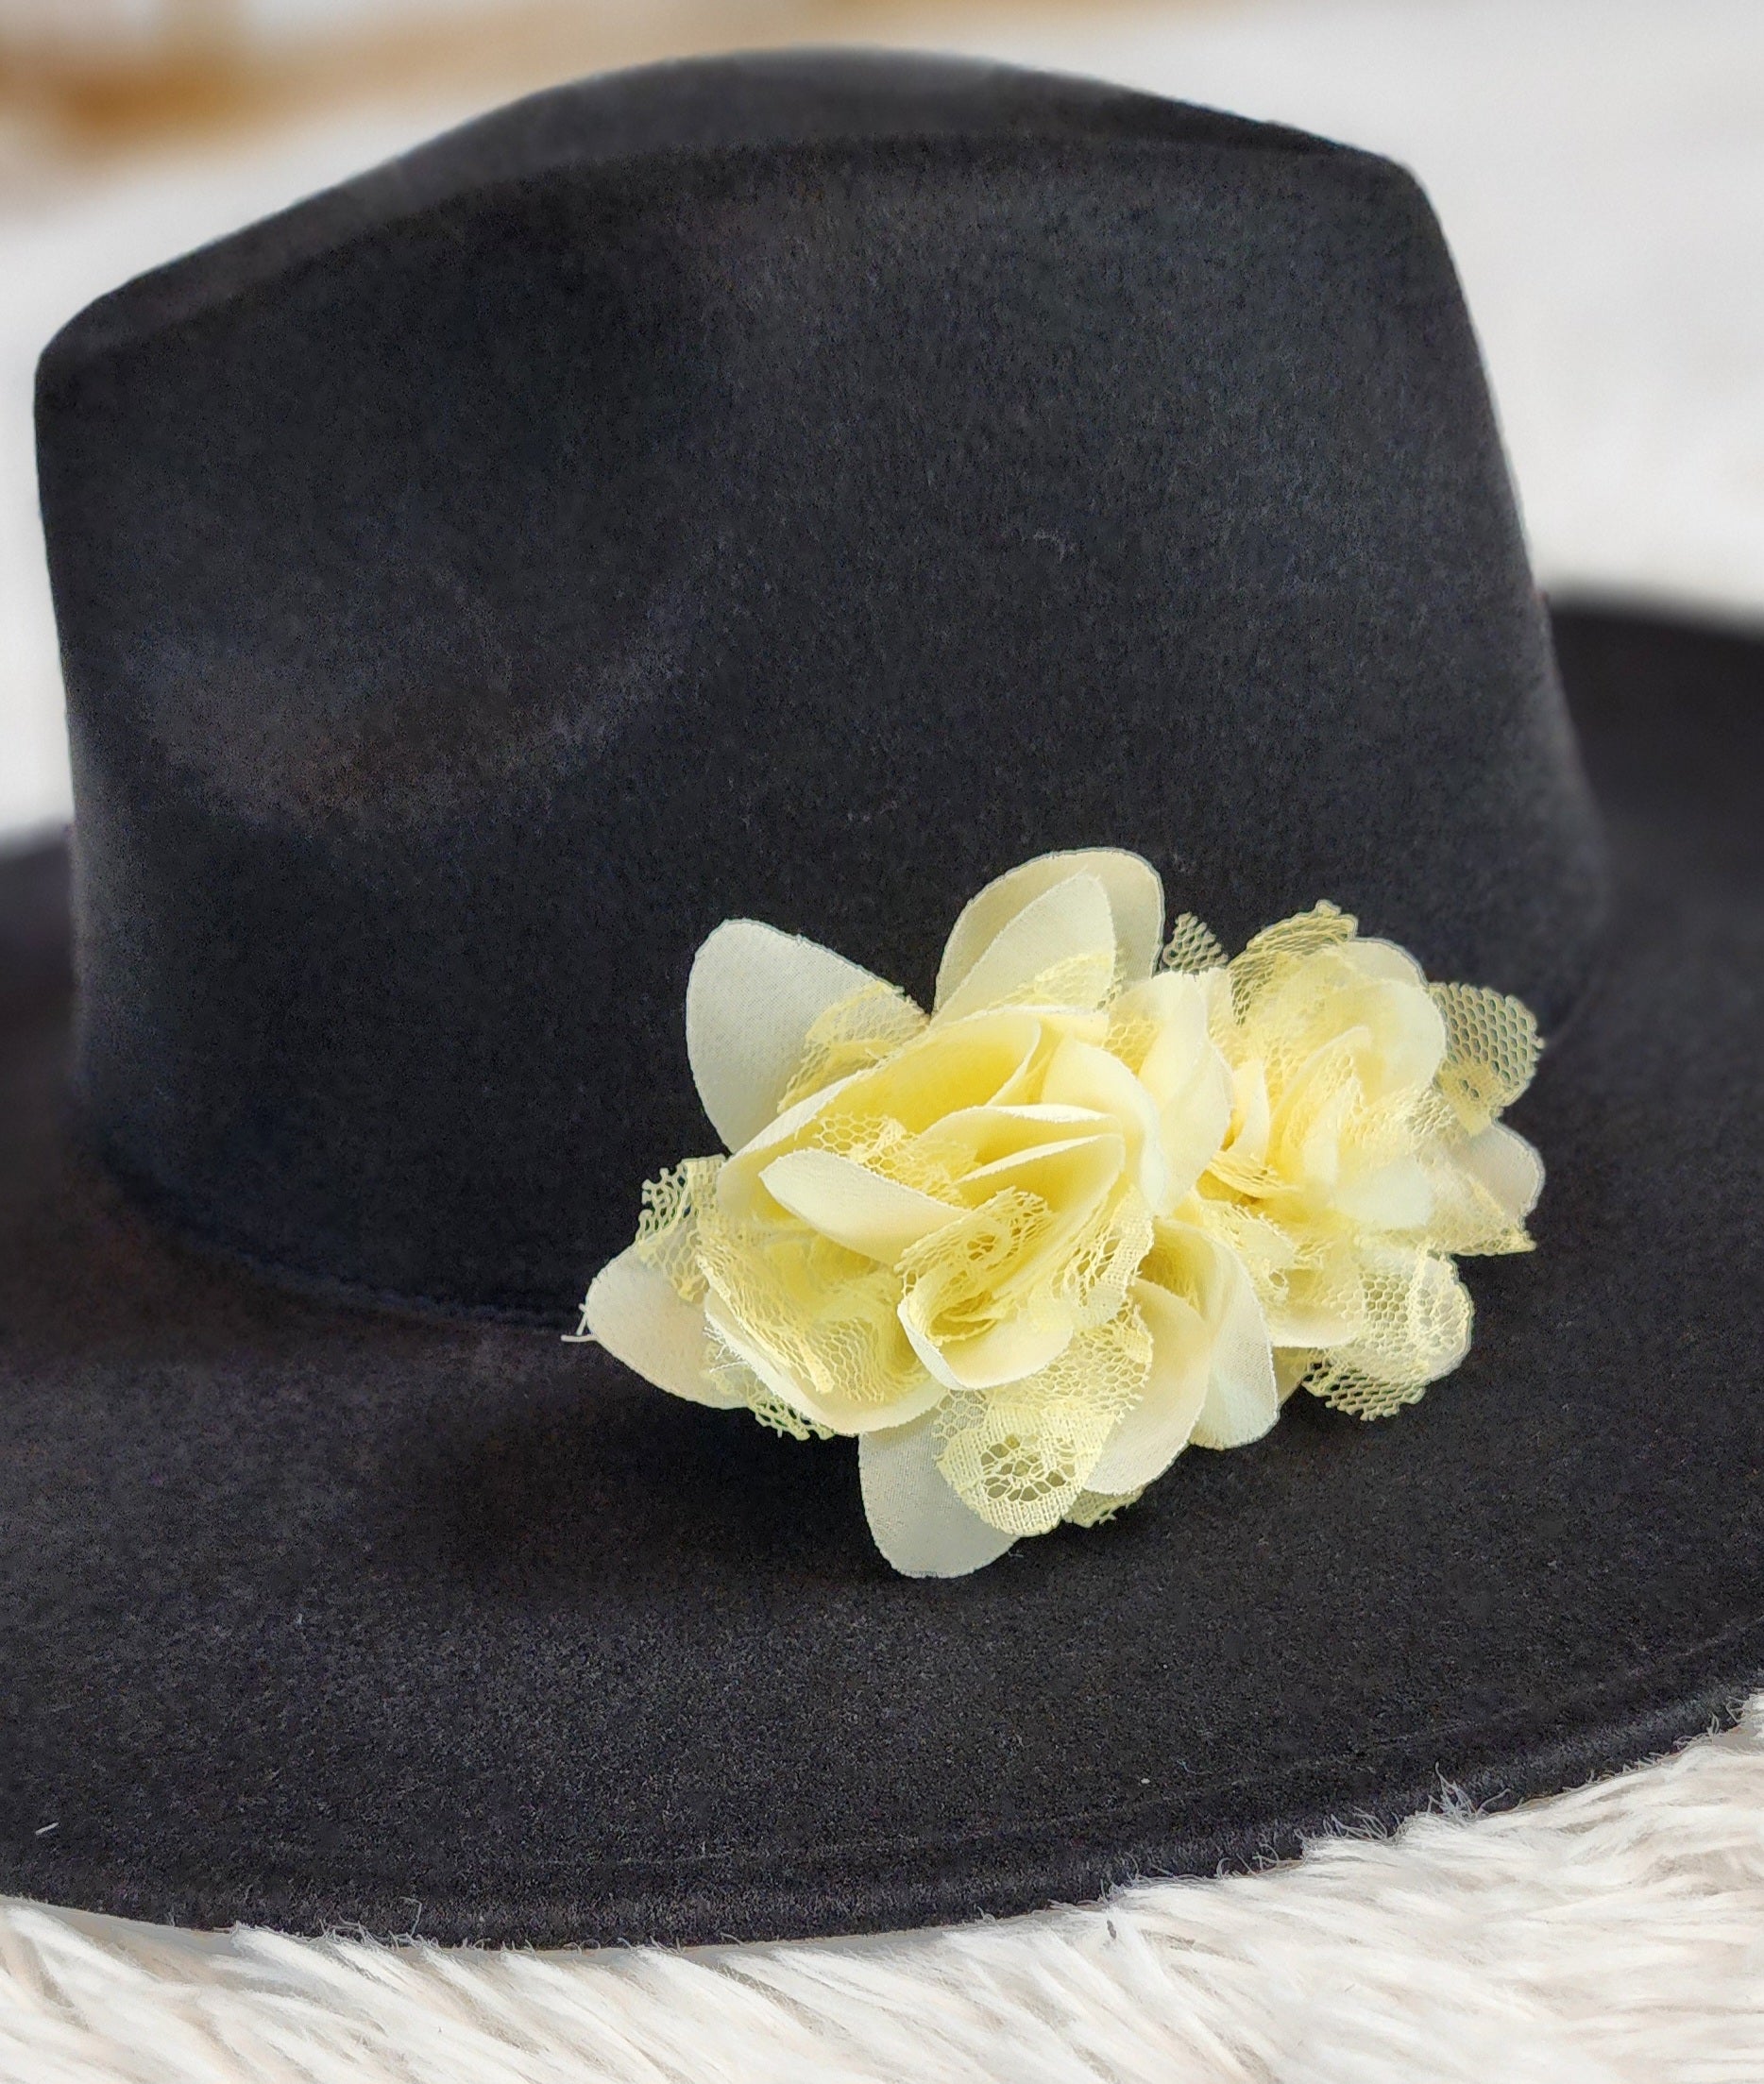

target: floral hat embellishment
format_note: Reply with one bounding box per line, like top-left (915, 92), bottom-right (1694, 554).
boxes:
top-left (576, 852), bottom-right (1543, 1578)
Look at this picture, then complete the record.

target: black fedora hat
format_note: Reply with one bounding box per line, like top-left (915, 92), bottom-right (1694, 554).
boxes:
top-left (5, 47), bottom-right (1761, 1945)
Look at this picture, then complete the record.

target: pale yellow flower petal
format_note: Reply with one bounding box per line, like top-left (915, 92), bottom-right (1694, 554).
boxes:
top-left (1145, 1225), bottom-right (1280, 1450)
top-left (935, 1305), bottom-right (1154, 1533)
top-left (716, 1075), bottom-right (867, 1224)
top-left (934, 871), bottom-right (1116, 1021)
top-left (936, 849), bottom-right (1164, 1012)
top-left (899, 1277), bottom-right (1077, 1392)
top-left (1043, 1034), bottom-right (1171, 1211)
top-left (1084, 1276), bottom-right (1213, 1492)
top-left (816, 1010), bottom-right (1044, 1135)
top-left (703, 1282), bottom-right (946, 1436)
top-left (759, 1149), bottom-right (958, 1263)
top-left (916, 1102), bottom-right (1111, 1178)
top-left (1431, 981), bottom-right (1542, 1130)
top-left (1111, 970), bottom-right (1207, 1064)
top-left (1114, 972), bottom-right (1233, 1202)
top-left (686, 919), bottom-right (891, 1153)
top-left (1341, 937), bottom-right (1429, 989)
top-left (1262, 1282), bottom-right (1361, 1349)
top-left (1346, 974), bottom-right (1450, 1098)
top-left (582, 1247), bottom-right (742, 1408)
top-left (917, 1113), bottom-right (1128, 1249)
top-left (1218, 1058), bottom-right (1272, 1178)
top-left (858, 1415), bottom-right (1018, 1578)
top-left (776, 980), bottom-right (927, 1110)
top-left (1461, 1121), bottom-right (1545, 1229)
top-left (1317, 1245), bottom-right (1472, 1406)
top-left (1334, 1155), bottom-right (1435, 1229)
top-left (1274, 1348), bottom-right (1314, 1402)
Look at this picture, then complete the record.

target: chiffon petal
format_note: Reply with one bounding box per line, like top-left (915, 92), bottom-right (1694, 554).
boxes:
top-left (1189, 1236), bottom-right (1281, 1449)
top-left (1462, 1120), bottom-right (1545, 1227)
top-left (582, 1247), bottom-right (740, 1408)
top-left (1043, 1036), bottom-right (1170, 1211)
top-left (936, 849), bottom-right (1164, 1010)
top-left (760, 1149), bottom-right (958, 1263)
top-left (898, 1291), bottom-right (1076, 1393)
top-left (686, 920), bottom-right (887, 1153)
top-left (1085, 1278), bottom-right (1212, 1492)
top-left (935, 873), bottom-right (1116, 1022)
top-left (858, 1415), bottom-right (1019, 1577)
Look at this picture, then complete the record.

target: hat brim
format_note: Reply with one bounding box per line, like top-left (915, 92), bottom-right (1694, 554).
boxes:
top-left (2, 604), bottom-right (1759, 1947)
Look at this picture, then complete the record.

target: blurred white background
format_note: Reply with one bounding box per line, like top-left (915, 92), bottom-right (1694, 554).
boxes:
top-left (2, 0), bottom-right (1760, 841)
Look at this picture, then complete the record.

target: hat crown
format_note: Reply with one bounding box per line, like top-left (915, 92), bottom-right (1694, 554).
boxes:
top-left (38, 53), bottom-right (1604, 1317)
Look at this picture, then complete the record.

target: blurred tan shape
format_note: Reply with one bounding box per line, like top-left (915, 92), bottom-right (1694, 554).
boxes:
top-left (0, 0), bottom-right (1186, 161)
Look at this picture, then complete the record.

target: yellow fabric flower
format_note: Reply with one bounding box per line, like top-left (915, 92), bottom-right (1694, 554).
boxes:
top-left (1172, 903), bottom-right (1544, 1417)
top-left (579, 859), bottom-right (1545, 1577)
top-left (582, 852), bottom-right (1278, 1577)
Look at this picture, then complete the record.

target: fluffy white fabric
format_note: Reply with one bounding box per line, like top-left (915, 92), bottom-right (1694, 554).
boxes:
top-left (5, 1700), bottom-right (1763, 2082)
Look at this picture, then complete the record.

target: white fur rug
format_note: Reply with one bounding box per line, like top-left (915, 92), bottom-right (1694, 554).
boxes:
top-left (5, 2), bottom-right (1763, 2078)
top-left (6, 1700), bottom-right (1764, 2082)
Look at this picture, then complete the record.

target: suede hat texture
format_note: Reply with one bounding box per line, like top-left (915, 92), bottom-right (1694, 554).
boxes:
top-left (4, 49), bottom-right (1760, 1945)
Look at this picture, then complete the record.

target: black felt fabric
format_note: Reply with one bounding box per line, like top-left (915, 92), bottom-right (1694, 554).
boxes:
top-left (0, 610), bottom-right (1759, 1945)
top-left (35, 52), bottom-right (1604, 1316)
